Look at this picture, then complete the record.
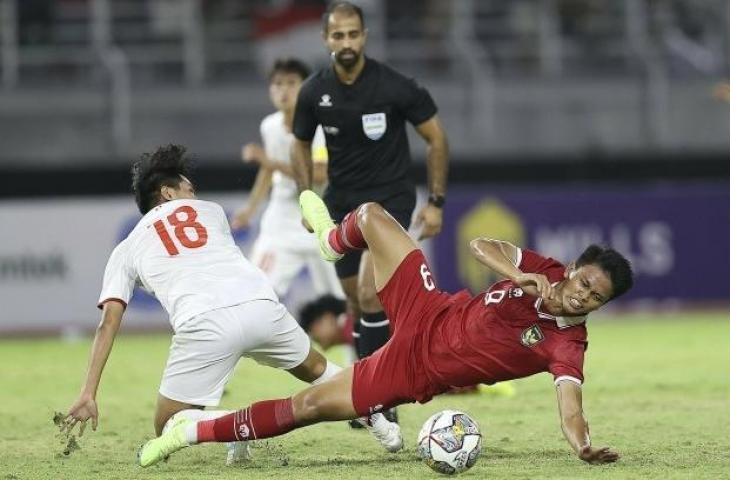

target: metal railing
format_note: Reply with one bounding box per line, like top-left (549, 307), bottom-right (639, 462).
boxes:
top-left (0, 0), bottom-right (18, 89)
top-left (1, 0), bottom-right (729, 156)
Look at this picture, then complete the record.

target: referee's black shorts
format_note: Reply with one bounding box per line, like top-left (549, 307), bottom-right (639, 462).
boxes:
top-left (324, 183), bottom-right (416, 279)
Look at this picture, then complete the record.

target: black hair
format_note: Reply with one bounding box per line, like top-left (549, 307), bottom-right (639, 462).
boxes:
top-left (322, 1), bottom-right (365, 33)
top-left (268, 57), bottom-right (311, 82)
top-left (131, 144), bottom-right (193, 214)
top-left (575, 244), bottom-right (634, 300)
top-left (299, 294), bottom-right (347, 333)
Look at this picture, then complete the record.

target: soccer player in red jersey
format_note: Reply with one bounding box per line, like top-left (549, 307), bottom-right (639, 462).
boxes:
top-left (139, 191), bottom-right (633, 467)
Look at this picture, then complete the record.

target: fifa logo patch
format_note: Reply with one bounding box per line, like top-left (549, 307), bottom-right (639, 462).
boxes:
top-left (521, 324), bottom-right (544, 347)
top-left (362, 112), bottom-right (387, 140)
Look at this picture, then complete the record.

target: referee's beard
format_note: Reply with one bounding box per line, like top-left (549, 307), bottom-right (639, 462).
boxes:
top-left (333, 49), bottom-right (361, 71)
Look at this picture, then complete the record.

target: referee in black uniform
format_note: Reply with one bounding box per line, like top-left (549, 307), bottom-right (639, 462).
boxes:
top-left (292, 1), bottom-right (449, 421)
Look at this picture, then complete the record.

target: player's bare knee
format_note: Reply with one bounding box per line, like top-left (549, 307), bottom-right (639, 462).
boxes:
top-left (356, 202), bottom-right (384, 228)
top-left (297, 348), bottom-right (327, 381)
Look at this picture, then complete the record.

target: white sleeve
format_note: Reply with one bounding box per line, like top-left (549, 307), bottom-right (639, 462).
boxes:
top-left (97, 241), bottom-right (136, 309)
top-left (311, 125), bottom-right (328, 164)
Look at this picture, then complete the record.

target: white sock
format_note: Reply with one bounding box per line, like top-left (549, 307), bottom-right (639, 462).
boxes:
top-left (184, 422), bottom-right (199, 445)
top-left (165, 408), bottom-right (233, 444)
top-left (310, 360), bottom-right (342, 385)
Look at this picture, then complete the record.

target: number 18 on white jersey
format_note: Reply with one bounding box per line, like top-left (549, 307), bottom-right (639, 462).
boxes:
top-left (98, 199), bottom-right (277, 330)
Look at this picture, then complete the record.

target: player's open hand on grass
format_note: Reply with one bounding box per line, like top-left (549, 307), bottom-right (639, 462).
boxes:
top-left (514, 273), bottom-right (554, 301)
top-left (579, 445), bottom-right (619, 465)
top-left (62, 394), bottom-right (98, 437)
top-left (414, 204), bottom-right (443, 240)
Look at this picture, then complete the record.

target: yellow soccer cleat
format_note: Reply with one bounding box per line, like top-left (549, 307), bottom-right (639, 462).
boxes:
top-left (137, 419), bottom-right (191, 467)
top-left (478, 381), bottom-right (517, 398)
top-left (299, 190), bottom-right (343, 262)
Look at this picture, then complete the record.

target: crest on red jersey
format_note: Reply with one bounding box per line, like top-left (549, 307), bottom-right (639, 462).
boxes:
top-left (521, 324), bottom-right (544, 347)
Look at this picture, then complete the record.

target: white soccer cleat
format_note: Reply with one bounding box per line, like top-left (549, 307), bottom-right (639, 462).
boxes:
top-left (362, 413), bottom-right (404, 453)
top-left (225, 441), bottom-right (251, 466)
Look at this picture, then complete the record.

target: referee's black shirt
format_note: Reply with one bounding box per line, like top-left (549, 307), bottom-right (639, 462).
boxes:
top-left (293, 57), bottom-right (437, 191)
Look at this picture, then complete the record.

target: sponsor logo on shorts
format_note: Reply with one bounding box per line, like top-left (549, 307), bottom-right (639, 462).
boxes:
top-left (521, 324), bottom-right (544, 347)
top-left (238, 424), bottom-right (250, 440)
top-left (324, 125), bottom-right (339, 135)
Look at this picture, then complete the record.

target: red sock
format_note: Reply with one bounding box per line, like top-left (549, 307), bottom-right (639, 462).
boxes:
top-left (196, 398), bottom-right (296, 443)
top-left (329, 208), bottom-right (367, 254)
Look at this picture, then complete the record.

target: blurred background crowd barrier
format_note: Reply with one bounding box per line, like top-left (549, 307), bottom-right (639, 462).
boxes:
top-left (1, 0), bottom-right (728, 334)
top-left (3, 0), bottom-right (730, 160)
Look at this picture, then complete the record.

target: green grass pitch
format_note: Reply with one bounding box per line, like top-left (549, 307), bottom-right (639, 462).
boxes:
top-left (1, 312), bottom-right (729, 479)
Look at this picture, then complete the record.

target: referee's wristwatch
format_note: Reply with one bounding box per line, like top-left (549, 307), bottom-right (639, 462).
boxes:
top-left (428, 194), bottom-right (446, 208)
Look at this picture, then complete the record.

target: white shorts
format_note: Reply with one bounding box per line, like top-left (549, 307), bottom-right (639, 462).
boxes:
top-left (251, 235), bottom-right (344, 298)
top-left (159, 299), bottom-right (311, 407)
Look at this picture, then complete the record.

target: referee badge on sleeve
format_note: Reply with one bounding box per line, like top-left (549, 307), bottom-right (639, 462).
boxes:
top-left (362, 113), bottom-right (387, 140)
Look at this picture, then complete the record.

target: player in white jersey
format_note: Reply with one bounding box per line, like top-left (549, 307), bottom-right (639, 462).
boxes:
top-left (232, 58), bottom-right (343, 300)
top-left (61, 145), bottom-right (403, 463)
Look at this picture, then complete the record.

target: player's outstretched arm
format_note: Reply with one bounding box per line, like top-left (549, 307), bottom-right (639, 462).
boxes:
top-left (62, 301), bottom-right (125, 437)
top-left (556, 380), bottom-right (619, 465)
top-left (231, 163), bottom-right (273, 230)
top-left (243, 142), bottom-right (298, 178)
top-left (414, 115), bottom-right (448, 239)
top-left (469, 238), bottom-right (554, 300)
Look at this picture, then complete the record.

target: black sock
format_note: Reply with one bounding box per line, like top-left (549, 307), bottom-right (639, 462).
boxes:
top-left (357, 311), bottom-right (390, 359)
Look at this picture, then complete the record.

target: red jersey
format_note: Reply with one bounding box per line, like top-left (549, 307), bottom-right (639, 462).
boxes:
top-left (420, 249), bottom-right (587, 396)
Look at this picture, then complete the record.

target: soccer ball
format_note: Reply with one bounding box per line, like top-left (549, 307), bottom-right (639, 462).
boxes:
top-left (417, 410), bottom-right (482, 475)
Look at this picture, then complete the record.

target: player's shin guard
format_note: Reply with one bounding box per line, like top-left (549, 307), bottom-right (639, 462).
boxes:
top-left (193, 398), bottom-right (296, 444)
top-left (357, 311), bottom-right (391, 359)
top-left (329, 209), bottom-right (367, 254)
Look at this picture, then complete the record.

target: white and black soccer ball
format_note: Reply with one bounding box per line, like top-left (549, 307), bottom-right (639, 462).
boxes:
top-left (417, 410), bottom-right (482, 475)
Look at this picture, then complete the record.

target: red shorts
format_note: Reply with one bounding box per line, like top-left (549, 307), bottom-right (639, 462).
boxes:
top-left (351, 249), bottom-right (458, 417)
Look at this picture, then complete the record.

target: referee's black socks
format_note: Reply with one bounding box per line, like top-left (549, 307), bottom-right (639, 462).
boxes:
top-left (357, 311), bottom-right (391, 359)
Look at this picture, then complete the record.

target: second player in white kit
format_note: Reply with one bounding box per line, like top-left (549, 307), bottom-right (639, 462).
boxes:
top-left (232, 59), bottom-right (343, 299)
top-left (251, 116), bottom-right (342, 297)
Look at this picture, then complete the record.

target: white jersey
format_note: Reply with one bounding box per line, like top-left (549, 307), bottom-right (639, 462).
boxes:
top-left (98, 199), bottom-right (277, 330)
top-left (259, 111), bottom-right (327, 250)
